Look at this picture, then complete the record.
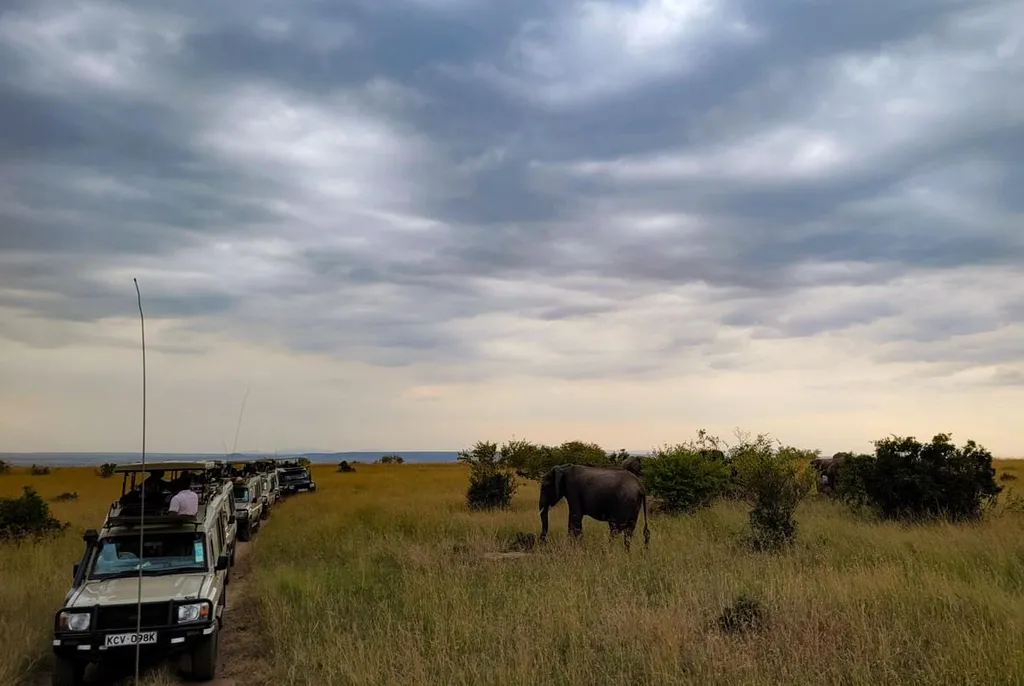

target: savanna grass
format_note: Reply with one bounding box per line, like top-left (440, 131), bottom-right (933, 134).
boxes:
top-left (249, 461), bottom-right (1024, 686)
top-left (3, 460), bottom-right (1024, 685)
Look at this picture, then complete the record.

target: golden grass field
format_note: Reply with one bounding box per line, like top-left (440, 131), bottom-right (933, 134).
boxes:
top-left (3, 458), bottom-right (1024, 686)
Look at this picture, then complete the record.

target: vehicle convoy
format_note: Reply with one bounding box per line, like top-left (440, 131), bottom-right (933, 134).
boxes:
top-left (52, 460), bottom-right (236, 685)
top-left (230, 463), bottom-right (266, 542)
top-left (253, 458), bottom-right (281, 515)
top-left (276, 459), bottom-right (317, 495)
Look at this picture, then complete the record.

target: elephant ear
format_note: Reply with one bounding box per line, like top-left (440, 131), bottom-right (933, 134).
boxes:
top-left (553, 464), bottom-right (568, 501)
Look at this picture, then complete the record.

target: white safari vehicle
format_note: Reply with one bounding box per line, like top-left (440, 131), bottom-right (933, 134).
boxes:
top-left (51, 460), bottom-right (235, 685)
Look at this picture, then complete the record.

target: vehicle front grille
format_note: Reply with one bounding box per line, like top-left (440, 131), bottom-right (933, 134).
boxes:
top-left (95, 602), bottom-right (172, 630)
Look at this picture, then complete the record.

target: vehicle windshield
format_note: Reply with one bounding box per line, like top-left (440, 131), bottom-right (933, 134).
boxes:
top-left (89, 532), bottom-right (207, 579)
top-left (233, 486), bottom-right (249, 502)
top-left (281, 469), bottom-right (307, 480)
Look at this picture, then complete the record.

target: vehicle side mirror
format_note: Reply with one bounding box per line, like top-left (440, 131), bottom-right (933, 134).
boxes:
top-left (215, 554), bottom-right (229, 571)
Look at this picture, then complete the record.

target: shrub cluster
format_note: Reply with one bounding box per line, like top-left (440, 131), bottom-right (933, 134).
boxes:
top-left (458, 441), bottom-right (517, 510)
top-left (96, 462), bottom-right (117, 478)
top-left (30, 464), bottom-right (51, 476)
top-left (0, 460), bottom-right (10, 475)
top-left (0, 486), bottom-right (69, 543)
top-left (377, 454), bottom-right (405, 465)
top-left (337, 460), bottom-right (356, 473)
top-left (460, 427), bottom-right (1005, 550)
top-left (833, 433), bottom-right (1002, 522)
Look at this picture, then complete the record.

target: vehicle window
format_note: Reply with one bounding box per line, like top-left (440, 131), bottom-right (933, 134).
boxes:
top-left (90, 532), bottom-right (207, 578)
top-left (233, 486), bottom-right (249, 502)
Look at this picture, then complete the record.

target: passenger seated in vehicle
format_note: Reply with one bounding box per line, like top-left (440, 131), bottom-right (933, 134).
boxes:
top-left (168, 474), bottom-right (200, 517)
top-left (118, 471), bottom-right (172, 510)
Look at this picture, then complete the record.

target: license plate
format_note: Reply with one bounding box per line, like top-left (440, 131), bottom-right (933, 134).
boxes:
top-left (104, 631), bottom-right (157, 647)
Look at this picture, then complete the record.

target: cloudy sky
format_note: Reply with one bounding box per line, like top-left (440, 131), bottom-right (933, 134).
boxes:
top-left (1, 0), bottom-right (1022, 456)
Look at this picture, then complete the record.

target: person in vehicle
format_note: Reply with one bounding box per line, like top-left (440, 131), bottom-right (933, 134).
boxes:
top-left (168, 473), bottom-right (199, 517)
top-left (119, 469), bottom-right (171, 508)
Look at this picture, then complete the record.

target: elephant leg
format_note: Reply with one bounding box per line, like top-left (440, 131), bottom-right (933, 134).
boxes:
top-left (622, 519), bottom-right (638, 551)
top-left (568, 513), bottom-right (584, 541)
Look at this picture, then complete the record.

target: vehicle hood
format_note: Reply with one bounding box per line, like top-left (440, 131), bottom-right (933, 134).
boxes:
top-left (68, 574), bottom-right (209, 607)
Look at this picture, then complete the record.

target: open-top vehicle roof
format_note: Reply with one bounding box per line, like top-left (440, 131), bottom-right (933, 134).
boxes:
top-left (114, 460), bottom-right (218, 473)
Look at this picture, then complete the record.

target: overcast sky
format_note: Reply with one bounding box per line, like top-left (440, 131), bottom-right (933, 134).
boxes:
top-left (1, 0), bottom-right (1022, 456)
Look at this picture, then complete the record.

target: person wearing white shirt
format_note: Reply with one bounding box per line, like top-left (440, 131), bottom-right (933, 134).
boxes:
top-left (168, 474), bottom-right (199, 516)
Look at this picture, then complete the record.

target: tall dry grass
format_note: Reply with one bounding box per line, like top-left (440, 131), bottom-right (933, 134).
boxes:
top-left (3, 460), bottom-right (1024, 685)
top-left (251, 461), bottom-right (1024, 686)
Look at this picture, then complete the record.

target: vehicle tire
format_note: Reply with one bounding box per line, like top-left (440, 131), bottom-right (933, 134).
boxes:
top-left (52, 655), bottom-right (86, 686)
top-left (237, 522), bottom-right (250, 542)
top-left (188, 624), bottom-right (219, 681)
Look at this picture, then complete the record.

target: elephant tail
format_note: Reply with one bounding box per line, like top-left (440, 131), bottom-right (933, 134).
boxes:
top-left (641, 491), bottom-right (650, 546)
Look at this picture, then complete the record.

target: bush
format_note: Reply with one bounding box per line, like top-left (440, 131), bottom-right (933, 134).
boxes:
top-left (96, 462), bottom-right (117, 478)
top-left (30, 464), bottom-right (51, 476)
top-left (643, 443), bottom-right (732, 513)
top-left (838, 433), bottom-right (1002, 522)
top-left (731, 433), bottom-right (815, 551)
top-left (377, 454), bottom-right (405, 465)
top-left (716, 592), bottom-right (766, 634)
top-left (52, 492), bottom-right (79, 502)
top-left (458, 441), bottom-right (517, 510)
top-left (500, 438), bottom-right (616, 481)
top-left (0, 486), bottom-right (69, 542)
top-left (337, 460), bottom-right (356, 473)
top-left (0, 460), bottom-right (9, 475)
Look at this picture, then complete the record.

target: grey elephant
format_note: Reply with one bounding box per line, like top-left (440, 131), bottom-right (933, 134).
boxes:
top-left (810, 453), bottom-right (849, 493)
top-left (538, 463), bottom-right (650, 550)
top-left (620, 454), bottom-right (643, 476)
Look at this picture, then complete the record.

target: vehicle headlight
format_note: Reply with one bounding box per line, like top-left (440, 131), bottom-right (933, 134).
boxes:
top-left (60, 611), bottom-right (91, 632)
top-left (176, 602), bottom-right (211, 623)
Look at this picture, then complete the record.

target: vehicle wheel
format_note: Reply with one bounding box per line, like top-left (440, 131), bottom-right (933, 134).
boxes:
top-left (237, 522), bottom-right (250, 542)
top-left (52, 655), bottom-right (86, 686)
top-left (188, 625), bottom-right (219, 681)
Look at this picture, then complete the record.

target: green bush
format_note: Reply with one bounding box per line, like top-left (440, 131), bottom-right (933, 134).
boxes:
top-left (0, 460), bottom-right (9, 475)
top-left (839, 433), bottom-right (1002, 522)
top-left (731, 433), bottom-right (815, 551)
top-left (377, 454), bottom-right (405, 465)
top-left (96, 462), bottom-right (117, 478)
top-left (458, 441), bottom-right (517, 510)
top-left (0, 486), bottom-right (69, 542)
top-left (499, 438), bottom-right (616, 481)
top-left (30, 464), bottom-right (51, 476)
top-left (643, 443), bottom-right (732, 513)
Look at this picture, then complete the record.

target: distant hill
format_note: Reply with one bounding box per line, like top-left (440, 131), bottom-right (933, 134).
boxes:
top-left (0, 451), bottom-right (462, 466)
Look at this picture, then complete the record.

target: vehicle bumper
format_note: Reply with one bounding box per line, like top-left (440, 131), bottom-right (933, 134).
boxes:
top-left (53, 623), bottom-right (216, 662)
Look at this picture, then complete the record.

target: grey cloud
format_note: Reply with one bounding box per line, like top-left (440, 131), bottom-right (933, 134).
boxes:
top-left (0, 0), bottom-right (1022, 381)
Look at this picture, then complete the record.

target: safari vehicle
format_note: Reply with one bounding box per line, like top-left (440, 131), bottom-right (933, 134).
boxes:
top-left (52, 461), bottom-right (235, 685)
top-left (253, 458), bottom-right (280, 515)
top-left (277, 459), bottom-right (317, 495)
top-left (231, 466), bottom-right (265, 542)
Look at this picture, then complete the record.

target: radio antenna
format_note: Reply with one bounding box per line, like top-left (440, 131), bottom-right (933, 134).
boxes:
top-left (231, 387), bottom-right (250, 459)
top-left (133, 278), bottom-right (147, 685)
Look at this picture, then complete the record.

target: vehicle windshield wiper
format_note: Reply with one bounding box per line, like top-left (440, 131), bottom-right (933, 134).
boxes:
top-left (90, 565), bottom-right (206, 580)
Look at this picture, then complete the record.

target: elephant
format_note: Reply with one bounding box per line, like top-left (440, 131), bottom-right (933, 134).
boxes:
top-left (620, 454), bottom-right (643, 476)
top-left (809, 454), bottom-right (849, 493)
top-left (538, 464), bottom-right (650, 550)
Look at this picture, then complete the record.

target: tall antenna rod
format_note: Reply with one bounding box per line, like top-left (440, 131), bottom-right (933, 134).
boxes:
top-left (133, 278), bottom-right (147, 685)
top-left (231, 387), bottom-right (250, 458)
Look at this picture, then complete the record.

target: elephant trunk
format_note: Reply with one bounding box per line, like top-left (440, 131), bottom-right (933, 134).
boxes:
top-left (539, 506), bottom-right (549, 540)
